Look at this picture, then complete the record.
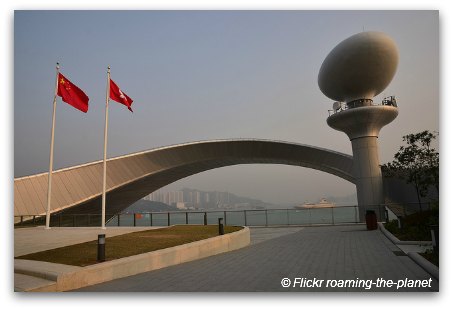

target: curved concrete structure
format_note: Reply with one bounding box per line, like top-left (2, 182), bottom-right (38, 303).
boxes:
top-left (327, 105), bottom-right (398, 140)
top-left (15, 227), bottom-right (251, 292)
top-left (14, 139), bottom-right (354, 216)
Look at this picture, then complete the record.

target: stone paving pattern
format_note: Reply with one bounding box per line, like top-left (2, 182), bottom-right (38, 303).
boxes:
top-left (75, 225), bottom-right (438, 292)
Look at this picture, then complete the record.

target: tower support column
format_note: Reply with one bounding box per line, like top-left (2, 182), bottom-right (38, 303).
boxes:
top-left (326, 105), bottom-right (398, 223)
top-left (351, 136), bottom-right (385, 221)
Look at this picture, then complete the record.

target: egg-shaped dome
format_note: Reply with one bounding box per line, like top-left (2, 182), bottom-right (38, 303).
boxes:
top-left (318, 31), bottom-right (399, 103)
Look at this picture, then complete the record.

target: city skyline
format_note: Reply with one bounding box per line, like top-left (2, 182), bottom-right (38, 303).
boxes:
top-left (144, 188), bottom-right (275, 208)
top-left (14, 10), bottom-right (438, 204)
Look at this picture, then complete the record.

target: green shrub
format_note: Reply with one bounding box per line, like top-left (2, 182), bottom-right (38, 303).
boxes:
top-left (420, 249), bottom-right (439, 267)
top-left (384, 209), bottom-right (438, 241)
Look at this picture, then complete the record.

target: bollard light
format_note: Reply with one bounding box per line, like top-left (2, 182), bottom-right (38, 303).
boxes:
top-left (218, 218), bottom-right (224, 235)
top-left (97, 234), bottom-right (106, 262)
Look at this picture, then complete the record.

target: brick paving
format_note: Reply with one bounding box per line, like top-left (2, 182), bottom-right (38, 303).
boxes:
top-left (75, 225), bottom-right (438, 292)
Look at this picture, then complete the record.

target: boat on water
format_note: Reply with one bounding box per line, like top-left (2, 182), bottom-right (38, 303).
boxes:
top-left (295, 198), bottom-right (335, 209)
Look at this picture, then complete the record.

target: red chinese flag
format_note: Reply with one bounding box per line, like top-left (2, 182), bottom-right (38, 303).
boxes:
top-left (57, 73), bottom-right (89, 113)
top-left (109, 79), bottom-right (133, 112)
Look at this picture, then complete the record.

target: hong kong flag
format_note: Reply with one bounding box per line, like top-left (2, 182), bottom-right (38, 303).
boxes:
top-left (109, 79), bottom-right (133, 112)
top-left (57, 73), bottom-right (89, 113)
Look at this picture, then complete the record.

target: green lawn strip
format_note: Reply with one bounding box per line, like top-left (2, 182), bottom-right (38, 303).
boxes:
top-left (16, 225), bottom-right (243, 267)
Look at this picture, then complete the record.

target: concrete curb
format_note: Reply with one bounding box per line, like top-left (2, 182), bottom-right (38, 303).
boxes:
top-left (378, 222), bottom-right (401, 244)
top-left (407, 252), bottom-right (439, 281)
top-left (15, 260), bottom-right (81, 282)
top-left (16, 227), bottom-right (250, 292)
top-left (377, 222), bottom-right (438, 281)
top-left (378, 223), bottom-right (432, 245)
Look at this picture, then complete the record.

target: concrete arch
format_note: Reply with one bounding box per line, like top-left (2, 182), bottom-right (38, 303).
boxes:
top-left (14, 139), bottom-right (354, 216)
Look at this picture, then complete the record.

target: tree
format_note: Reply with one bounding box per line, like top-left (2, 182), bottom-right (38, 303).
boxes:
top-left (383, 130), bottom-right (439, 207)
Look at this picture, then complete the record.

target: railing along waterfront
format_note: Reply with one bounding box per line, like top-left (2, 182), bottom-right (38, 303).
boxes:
top-left (107, 206), bottom-right (360, 227)
top-left (14, 202), bottom-right (434, 228)
top-left (14, 203), bottom-right (430, 227)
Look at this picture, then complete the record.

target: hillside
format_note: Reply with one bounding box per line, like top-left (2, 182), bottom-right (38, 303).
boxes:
top-left (123, 200), bottom-right (178, 213)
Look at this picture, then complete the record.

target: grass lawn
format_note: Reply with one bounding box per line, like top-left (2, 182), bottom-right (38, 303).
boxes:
top-left (16, 225), bottom-right (243, 267)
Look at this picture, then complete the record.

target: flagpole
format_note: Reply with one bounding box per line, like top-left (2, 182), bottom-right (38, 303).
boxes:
top-left (45, 62), bottom-right (60, 229)
top-left (101, 66), bottom-right (111, 229)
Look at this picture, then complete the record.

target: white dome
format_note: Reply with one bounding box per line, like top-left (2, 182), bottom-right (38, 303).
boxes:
top-left (333, 101), bottom-right (342, 111)
top-left (318, 31), bottom-right (399, 103)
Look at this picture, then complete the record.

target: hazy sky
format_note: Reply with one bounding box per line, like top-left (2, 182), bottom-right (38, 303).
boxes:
top-left (14, 10), bottom-right (439, 204)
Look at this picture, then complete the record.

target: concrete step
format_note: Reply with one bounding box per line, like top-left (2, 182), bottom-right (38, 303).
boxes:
top-left (14, 273), bottom-right (56, 292)
top-left (14, 259), bottom-right (82, 292)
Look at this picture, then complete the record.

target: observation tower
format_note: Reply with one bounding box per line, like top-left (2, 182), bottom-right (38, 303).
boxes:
top-left (318, 31), bottom-right (399, 221)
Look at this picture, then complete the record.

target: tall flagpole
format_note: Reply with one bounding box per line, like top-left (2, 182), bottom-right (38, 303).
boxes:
top-left (101, 66), bottom-right (111, 229)
top-left (45, 62), bottom-right (60, 229)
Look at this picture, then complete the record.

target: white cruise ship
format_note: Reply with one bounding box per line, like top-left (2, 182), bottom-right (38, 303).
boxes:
top-left (295, 198), bottom-right (335, 209)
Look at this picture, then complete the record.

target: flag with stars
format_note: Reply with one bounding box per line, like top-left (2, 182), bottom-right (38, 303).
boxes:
top-left (57, 73), bottom-right (89, 113)
top-left (109, 79), bottom-right (133, 112)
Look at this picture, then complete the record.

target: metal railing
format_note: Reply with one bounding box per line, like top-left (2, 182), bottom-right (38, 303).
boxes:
top-left (105, 206), bottom-right (360, 227)
top-left (14, 202), bottom-right (434, 228)
top-left (328, 96), bottom-right (398, 116)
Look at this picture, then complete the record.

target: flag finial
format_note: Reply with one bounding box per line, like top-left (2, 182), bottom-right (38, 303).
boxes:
top-left (56, 62), bottom-right (60, 70)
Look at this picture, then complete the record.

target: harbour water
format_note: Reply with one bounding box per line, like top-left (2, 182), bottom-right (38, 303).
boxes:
top-left (106, 206), bottom-right (360, 227)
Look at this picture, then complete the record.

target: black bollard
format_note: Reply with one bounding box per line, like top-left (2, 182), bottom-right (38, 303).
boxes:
top-left (204, 213), bottom-right (207, 225)
top-left (97, 234), bottom-right (106, 262)
top-left (218, 218), bottom-right (224, 235)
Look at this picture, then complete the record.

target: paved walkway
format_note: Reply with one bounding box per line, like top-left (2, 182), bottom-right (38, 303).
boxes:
top-left (74, 225), bottom-right (438, 292)
top-left (249, 226), bottom-right (304, 245)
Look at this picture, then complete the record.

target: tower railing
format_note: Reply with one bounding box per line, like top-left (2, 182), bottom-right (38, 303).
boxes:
top-left (328, 96), bottom-right (397, 116)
